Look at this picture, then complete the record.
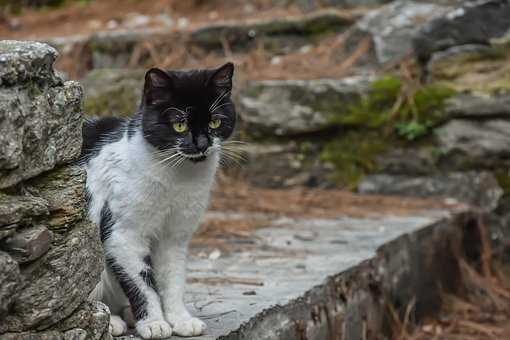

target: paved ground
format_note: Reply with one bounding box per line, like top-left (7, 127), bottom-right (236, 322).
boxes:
top-left (116, 180), bottom-right (466, 339)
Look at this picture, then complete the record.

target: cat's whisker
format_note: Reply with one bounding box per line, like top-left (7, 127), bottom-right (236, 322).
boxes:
top-left (219, 151), bottom-right (244, 168)
top-left (219, 147), bottom-right (247, 162)
top-left (155, 152), bottom-right (182, 166)
top-left (211, 102), bottom-right (232, 113)
top-left (209, 90), bottom-right (231, 112)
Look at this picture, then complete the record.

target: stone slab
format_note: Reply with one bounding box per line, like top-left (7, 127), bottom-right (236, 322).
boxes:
top-left (116, 203), bottom-right (475, 339)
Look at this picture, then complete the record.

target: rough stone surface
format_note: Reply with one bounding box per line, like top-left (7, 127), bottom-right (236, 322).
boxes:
top-left (239, 76), bottom-right (371, 136)
top-left (436, 119), bottom-right (510, 161)
top-left (375, 147), bottom-right (438, 176)
top-left (0, 77), bottom-right (83, 189)
top-left (0, 218), bottom-right (103, 332)
top-left (27, 166), bottom-right (87, 232)
top-left (1, 226), bottom-right (52, 263)
top-left (0, 40), bottom-right (61, 87)
top-left (357, 1), bottom-right (450, 63)
top-left (426, 43), bottom-right (510, 92)
top-left (191, 9), bottom-right (356, 52)
top-left (445, 92), bottom-right (510, 118)
top-left (413, 0), bottom-right (510, 62)
top-left (0, 193), bottom-right (48, 226)
top-left (0, 224), bottom-right (17, 241)
top-left (0, 251), bottom-right (20, 317)
top-left (358, 171), bottom-right (503, 212)
top-left (54, 301), bottom-right (111, 340)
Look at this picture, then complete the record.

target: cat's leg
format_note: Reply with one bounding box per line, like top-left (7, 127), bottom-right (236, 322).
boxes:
top-left (89, 269), bottom-right (129, 336)
top-left (153, 230), bottom-right (207, 337)
top-left (106, 228), bottom-right (172, 339)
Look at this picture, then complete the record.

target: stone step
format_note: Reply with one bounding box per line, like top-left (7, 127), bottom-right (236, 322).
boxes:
top-left (44, 9), bottom-right (360, 71)
top-left (118, 200), bottom-right (479, 339)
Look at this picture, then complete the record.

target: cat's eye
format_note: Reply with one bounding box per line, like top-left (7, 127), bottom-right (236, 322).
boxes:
top-left (173, 122), bottom-right (188, 133)
top-left (209, 119), bottom-right (221, 129)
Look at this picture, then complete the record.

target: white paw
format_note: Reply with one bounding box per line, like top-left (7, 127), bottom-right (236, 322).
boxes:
top-left (136, 319), bottom-right (173, 339)
top-left (109, 315), bottom-right (127, 336)
top-left (167, 314), bottom-right (207, 337)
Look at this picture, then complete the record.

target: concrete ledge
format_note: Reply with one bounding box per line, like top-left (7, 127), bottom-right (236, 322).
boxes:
top-left (116, 205), bottom-right (481, 340)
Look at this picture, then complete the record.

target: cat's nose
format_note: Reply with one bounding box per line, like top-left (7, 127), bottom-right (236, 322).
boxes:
top-left (196, 135), bottom-right (209, 153)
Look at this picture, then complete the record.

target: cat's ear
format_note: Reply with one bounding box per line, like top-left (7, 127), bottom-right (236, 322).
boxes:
top-left (142, 68), bottom-right (173, 106)
top-left (210, 62), bottom-right (234, 91)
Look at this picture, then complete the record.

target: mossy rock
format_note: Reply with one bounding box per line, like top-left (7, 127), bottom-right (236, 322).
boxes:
top-left (81, 68), bottom-right (145, 117)
top-left (428, 43), bottom-right (510, 94)
top-left (320, 130), bottom-right (393, 189)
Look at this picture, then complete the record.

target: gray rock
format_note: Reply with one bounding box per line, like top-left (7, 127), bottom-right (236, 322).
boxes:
top-left (239, 76), bottom-right (371, 136)
top-left (81, 68), bottom-right (145, 117)
top-left (0, 224), bottom-right (17, 241)
top-left (88, 29), bottom-right (168, 69)
top-left (413, 0), bottom-right (510, 62)
top-left (357, 1), bottom-right (450, 63)
top-left (55, 301), bottom-right (110, 340)
top-left (0, 302), bottom-right (109, 340)
top-left (0, 193), bottom-right (48, 226)
top-left (228, 143), bottom-right (334, 188)
top-left (436, 119), bottom-right (510, 160)
top-left (0, 40), bottom-right (61, 87)
top-left (27, 166), bottom-right (87, 232)
top-left (375, 147), bottom-right (438, 176)
top-left (445, 93), bottom-right (510, 118)
top-left (0, 78), bottom-right (83, 189)
top-left (358, 171), bottom-right (503, 211)
top-left (2, 226), bottom-right (52, 263)
top-left (191, 9), bottom-right (356, 52)
top-left (1, 331), bottom-right (64, 340)
top-left (0, 251), bottom-right (20, 316)
top-left (0, 219), bottom-right (103, 332)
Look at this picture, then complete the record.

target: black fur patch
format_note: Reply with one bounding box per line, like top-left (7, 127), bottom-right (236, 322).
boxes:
top-left (105, 256), bottom-right (149, 321)
top-left (143, 255), bottom-right (152, 266)
top-left (141, 255), bottom-right (157, 290)
top-left (99, 202), bottom-right (114, 243)
top-left (80, 117), bottom-right (126, 162)
top-left (140, 268), bottom-right (157, 291)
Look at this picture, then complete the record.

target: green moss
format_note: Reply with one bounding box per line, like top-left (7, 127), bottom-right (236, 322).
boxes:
top-left (320, 131), bottom-right (390, 189)
top-left (319, 75), bottom-right (455, 187)
top-left (84, 85), bottom-right (137, 117)
top-left (328, 75), bottom-right (455, 140)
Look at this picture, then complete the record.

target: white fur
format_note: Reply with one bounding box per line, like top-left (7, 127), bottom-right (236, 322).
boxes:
top-left (87, 129), bottom-right (218, 338)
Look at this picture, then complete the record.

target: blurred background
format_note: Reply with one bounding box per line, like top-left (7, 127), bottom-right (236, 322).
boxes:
top-left (2, 0), bottom-right (509, 198)
top-left (1, 0), bottom-right (510, 338)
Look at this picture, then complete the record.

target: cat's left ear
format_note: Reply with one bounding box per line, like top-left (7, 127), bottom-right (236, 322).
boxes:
top-left (142, 68), bottom-right (173, 106)
top-left (210, 62), bottom-right (234, 91)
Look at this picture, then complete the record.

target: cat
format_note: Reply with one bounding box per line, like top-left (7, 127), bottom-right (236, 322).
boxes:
top-left (82, 63), bottom-right (237, 339)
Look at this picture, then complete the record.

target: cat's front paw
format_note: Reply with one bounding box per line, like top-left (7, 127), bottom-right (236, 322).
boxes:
top-left (136, 319), bottom-right (173, 339)
top-left (166, 314), bottom-right (207, 337)
top-left (109, 314), bottom-right (127, 336)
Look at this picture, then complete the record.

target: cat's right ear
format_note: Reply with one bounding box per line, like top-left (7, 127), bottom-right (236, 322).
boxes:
top-left (142, 68), bottom-right (173, 106)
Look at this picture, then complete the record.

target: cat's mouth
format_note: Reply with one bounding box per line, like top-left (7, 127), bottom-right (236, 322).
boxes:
top-left (182, 152), bottom-right (207, 162)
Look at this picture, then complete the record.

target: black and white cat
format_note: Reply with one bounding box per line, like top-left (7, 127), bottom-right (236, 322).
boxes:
top-left (82, 63), bottom-right (236, 338)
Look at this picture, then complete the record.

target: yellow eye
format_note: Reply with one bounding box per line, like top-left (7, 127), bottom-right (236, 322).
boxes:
top-left (173, 122), bottom-right (188, 133)
top-left (209, 119), bottom-right (221, 129)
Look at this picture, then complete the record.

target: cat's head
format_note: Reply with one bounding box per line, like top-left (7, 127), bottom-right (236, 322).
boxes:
top-left (140, 63), bottom-right (236, 163)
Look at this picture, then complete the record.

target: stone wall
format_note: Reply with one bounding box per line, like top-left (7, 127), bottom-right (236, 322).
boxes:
top-left (0, 41), bottom-right (107, 340)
